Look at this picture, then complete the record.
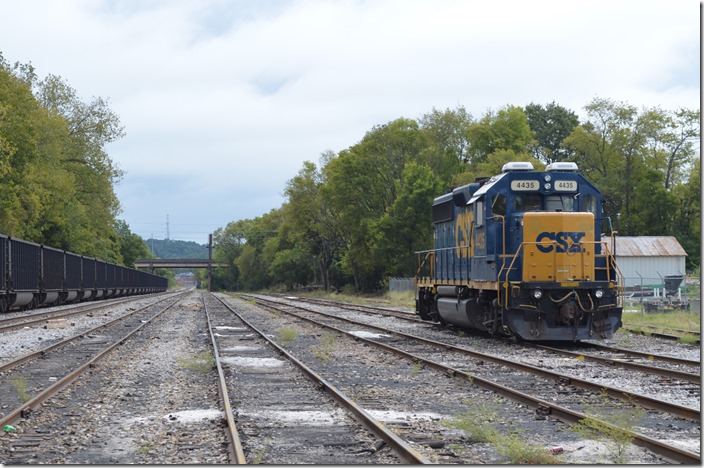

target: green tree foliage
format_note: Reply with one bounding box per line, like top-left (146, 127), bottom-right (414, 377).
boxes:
top-left (145, 238), bottom-right (209, 259)
top-left (370, 162), bottom-right (441, 278)
top-left (115, 220), bottom-right (151, 267)
top-left (282, 155), bottom-right (342, 292)
top-left (525, 101), bottom-right (580, 163)
top-left (322, 118), bottom-right (427, 291)
top-left (418, 105), bottom-right (473, 181)
top-left (466, 105), bottom-right (535, 168)
top-left (565, 98), bottom-right (700, 256)
top-left (0, 54), bottom-right (131, 263)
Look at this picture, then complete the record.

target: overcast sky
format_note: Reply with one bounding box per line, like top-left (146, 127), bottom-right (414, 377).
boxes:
top-left (0, 0), bottom-right (699, 243)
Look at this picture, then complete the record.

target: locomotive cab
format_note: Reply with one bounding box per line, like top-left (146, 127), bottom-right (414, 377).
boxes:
top-left (416, 162), bottom-right (623, 341)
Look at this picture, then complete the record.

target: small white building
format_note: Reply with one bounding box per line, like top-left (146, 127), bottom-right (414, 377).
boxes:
top-left (604, 236), bottom-right (687, 288)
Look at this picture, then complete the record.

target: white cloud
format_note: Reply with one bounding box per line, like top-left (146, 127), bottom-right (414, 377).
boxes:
top-left (0, 0), bottom-right (699, 242)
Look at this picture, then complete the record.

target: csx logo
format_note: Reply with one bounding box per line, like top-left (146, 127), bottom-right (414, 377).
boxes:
top-left (536, 232), bottom-right (585, 253)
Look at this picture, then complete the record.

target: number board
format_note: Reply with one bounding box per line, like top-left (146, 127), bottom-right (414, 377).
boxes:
top-left (510, 180), bottom-right (539, 191)
top-left (554, 180), bottom-right (578, 192)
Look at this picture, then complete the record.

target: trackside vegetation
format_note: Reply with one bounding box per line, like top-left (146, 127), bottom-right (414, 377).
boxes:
top-left (0, 54), bottom-right (168, 279)
top-left (209, 102), bottom-right (699, 293)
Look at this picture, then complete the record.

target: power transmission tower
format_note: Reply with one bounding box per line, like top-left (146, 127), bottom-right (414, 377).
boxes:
top-left (166, 214), bottom-right (170, 240)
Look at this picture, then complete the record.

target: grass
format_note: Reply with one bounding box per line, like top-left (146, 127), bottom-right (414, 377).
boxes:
top-left (312, 333), bottom-right (337, 361)
top-left (179, 352), bottom-right (215, 373)
top-left (621, 309), bottom-right (700, 344)
top-left (298, 289), bottom-right (415, 309)
top-left (10, 375), bottom-right (31, 403)
top-left (622, 310), bottom-right (699, 333)
top-left (443, 402), bottom-right (558, 464)
top-left (569, 389), bottom-right (646, 464)
top-left (138, 441), bottom-right (156, 455)
top-left (251, 445), bottom-right (267, 464)
top-left (276, 326), bottom-right (298, 344)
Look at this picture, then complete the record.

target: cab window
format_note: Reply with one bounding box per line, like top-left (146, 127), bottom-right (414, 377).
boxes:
top-left (513, 194), bottom-right (542, 212)
top-left (492, 194), bottom-right (506, 216)
top-left (581, 195), bottom-right (598, 215)
top-left (546, 195), bottom-right (575, 212)
top-left (475, 200), bottom-right (483, 226)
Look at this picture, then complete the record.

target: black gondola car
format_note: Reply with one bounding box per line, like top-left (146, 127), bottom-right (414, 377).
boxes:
top-left (0, 234), bottom-right (168, 313)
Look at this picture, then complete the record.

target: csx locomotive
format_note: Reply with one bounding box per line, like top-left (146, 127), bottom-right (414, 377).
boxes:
top-left (415, 161), bottom-right (623, 341)
top-left (0, 234), bottom-right (168, 313)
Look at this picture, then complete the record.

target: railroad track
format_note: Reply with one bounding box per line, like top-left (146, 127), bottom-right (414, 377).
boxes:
top-left (203, 293), bottom-right (429, 464)
top-left (0, 293), bottom-right (182, 424)
top-left (243, 294), bottom-right (700, 464)
top-left (0, 293), bottom-right (187, 463)
top-left (276, 295), bottom-right (700, 384)
top-left (620, 325), bottom-right (700, 344)
top-left (0, 293), bottom-right (172, 334)
top-left (0, 291), bottom-right (244, 464)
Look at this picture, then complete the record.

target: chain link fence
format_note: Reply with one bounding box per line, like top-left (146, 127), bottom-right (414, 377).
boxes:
top-left (389, 277), bottom-right (415, 294)
top-left (621, 275), bottom-right (699, 314)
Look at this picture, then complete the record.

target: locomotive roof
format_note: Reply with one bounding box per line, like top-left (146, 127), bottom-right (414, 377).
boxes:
top-left (434, 166), bottom-right (599, 207)
top-left (467, 173), bottom-right (507, 205)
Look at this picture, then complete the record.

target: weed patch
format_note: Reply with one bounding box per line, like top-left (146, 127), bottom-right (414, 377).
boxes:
top-left (10, 375), bottom-right (31, 403)
top-left (570, 389), bottom-right (646, 463)
top-left (179, 352), bottom-right (215, 374)
top-left (277, 326), bottom-right (298, 345)
top-left (443, 402), bottom-right (558, 464)
top-left (312, 333), bottom-right (337, 361)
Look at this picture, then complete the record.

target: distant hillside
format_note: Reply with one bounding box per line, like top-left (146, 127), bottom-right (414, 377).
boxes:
top-left (145, 238), bottom-right (209, 259)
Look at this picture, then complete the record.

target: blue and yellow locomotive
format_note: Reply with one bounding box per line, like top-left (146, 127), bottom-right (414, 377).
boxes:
top-left (415, 161), bottom-right (623, 341)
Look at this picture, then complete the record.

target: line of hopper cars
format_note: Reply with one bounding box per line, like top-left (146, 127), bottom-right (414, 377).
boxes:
top-left (0, 234), bottom-right (168, 313)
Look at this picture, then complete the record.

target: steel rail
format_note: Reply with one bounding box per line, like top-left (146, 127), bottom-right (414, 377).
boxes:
top-left (531, 344), bottom-right (701, 384)
top-left (250, 296), bottom-right (699, 421)
top-left (0, 293), bottom-right (173, 333)
top-left (628, 323), bottom-right (700, 337)
top-left (621, 326), bottom-right (700, 344)
top-left (0, 294), bottom-right (185, 429)
top-left (248, 297), bottom-right (700, 464)
top-left (274, 295), bottom-right (700, 376)
top-left (583, 342), bottom-right (700, 367)
top-left (212, 294), bottom-right (431, 464)
top-left (282, 294), bottom-right (701, 369)
top-left (202, 294), bottom-right (247, 464)
top-left (0, 294), bottom-right (178, 373)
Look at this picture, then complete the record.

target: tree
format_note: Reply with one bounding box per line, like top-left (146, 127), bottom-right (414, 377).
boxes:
top-left (524, 101), bottom-right (579, 163)
top-left (418, 106), bottom-right (474, 181)
top-left (36, 74), bottom-right (125, 259)
top-left (0, 55), bottom-right (127, 263)
top-left (466, 105), bottom-right (535, 169)
top-left (321, 118), bottom-right (427, 291)
top-left (564, 98), bottom-right (699, 236)
top-left (371, 162), bottom-right (441, 277)
top-left (672, 158), bottom-right (700, 270)
top-left (115, 220), bottom-right (150, 267)
top-left (283, 155), bottom-right (343, 292)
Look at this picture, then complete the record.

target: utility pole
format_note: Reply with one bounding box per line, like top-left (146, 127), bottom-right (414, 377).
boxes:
top-left (208, 233), bottom-right (213, 292)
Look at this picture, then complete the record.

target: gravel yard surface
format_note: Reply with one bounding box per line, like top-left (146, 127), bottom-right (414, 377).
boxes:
top-left (1, 291), bottom-right (229, 464)
top-left (0, 290), bottom-right (699, 464)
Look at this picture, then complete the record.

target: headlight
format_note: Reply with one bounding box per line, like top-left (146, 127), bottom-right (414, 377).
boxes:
top-left (594, 289), bottom-right (604, 299)
top-left (533, 289), bottom-right (543, 299)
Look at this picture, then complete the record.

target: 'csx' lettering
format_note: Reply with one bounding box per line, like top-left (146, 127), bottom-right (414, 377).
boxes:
top-left (536, 232), bottom-right (585, 253)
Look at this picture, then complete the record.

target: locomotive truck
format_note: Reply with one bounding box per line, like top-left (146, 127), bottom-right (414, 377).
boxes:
top-left (415, 161), bottom-right (623, 341)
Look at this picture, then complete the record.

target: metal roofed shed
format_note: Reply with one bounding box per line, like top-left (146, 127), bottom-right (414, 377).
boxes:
top-left (604, 236), bottom-right (687, 288)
